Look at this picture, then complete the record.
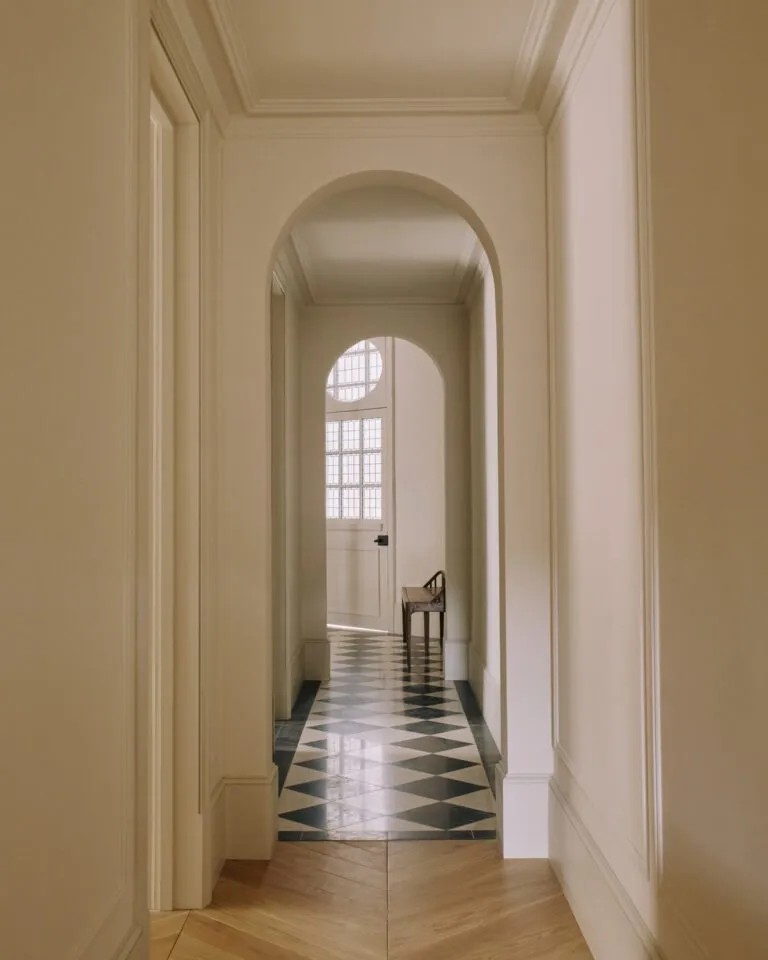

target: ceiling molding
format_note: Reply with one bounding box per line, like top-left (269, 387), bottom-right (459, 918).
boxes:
top-left (538, 0), bottom-right (614, 128)
top-left (206, 0), bottom-right (259, 111)
top-left (274, 237), bottom-right (315, 305)
top-left (226, 111), bottom-right (543, 141)
top-left (509, 0), bottom-right (561, 106)
top-left (151, 0), bottom-right (229, 132)
top-left (232, 95), bottom-right (518, 118)
top-left (203, 0), bottom-right (574, 123)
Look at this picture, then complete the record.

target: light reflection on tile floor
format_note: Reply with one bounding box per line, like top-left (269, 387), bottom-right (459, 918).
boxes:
top-left (277, 631), bottom-right (497, 840)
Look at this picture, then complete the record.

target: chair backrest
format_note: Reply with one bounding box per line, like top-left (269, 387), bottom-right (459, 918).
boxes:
top-left (423, 570), bottom-right (446, 603)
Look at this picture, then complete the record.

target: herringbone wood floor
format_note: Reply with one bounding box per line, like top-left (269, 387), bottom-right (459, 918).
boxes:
top-left (151, 841), bottom-right (592, 960)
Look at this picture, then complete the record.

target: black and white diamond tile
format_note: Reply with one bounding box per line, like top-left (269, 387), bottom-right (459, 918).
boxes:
top-left (277, 631), bottom-right (497, 840)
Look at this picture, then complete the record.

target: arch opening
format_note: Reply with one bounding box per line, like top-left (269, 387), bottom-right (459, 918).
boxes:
top-left (269, 172), bottom-right (505, 843)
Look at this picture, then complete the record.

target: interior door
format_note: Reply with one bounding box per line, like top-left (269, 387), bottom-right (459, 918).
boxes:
top-left (326, 409), bottom-right (393, 630)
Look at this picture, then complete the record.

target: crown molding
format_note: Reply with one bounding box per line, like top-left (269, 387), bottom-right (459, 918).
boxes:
top-left (510, 0), bottom-right (561, 106)
top-left (151, 0), bottom-right (228, 133)
top-left (237, 95), bottom-right (518, 118)
top-left (206, 0), bottom-right (258, 111)
top-left (538, 0), bottom-right (615, 129)
top-left (226, 111), bottom-right (543, 141)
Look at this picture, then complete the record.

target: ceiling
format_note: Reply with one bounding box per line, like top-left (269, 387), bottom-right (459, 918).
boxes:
top-left (183, 0), bottom-right (579, 116)
top-left (275, 187), bottom-right (483, 305)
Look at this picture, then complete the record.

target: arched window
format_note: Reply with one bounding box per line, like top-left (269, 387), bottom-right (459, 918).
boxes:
top-left (326, 340), bottom-right (382, 403)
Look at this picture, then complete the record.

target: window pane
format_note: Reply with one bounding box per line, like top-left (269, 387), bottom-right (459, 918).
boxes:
top-left (342, 487), bottom-right (361, 519)
top-left (363, 452), bottom-right (381, 485)
top-left (363, 487), bottom-right (382, 520)
top-left (326, 487), bottom-right (340, 519)
top-left (326, 454), bottom-right (340, 486)
top-left (325, 420), bottom-right (339, 452)
top-left (327, 340), bottom-right (383, 403)
top-left (363, 417), bottom-right (382, 450)
top-left (342, 453), bottom-right (360, 485)
top-left (342, 418), bottom-right (361, 450)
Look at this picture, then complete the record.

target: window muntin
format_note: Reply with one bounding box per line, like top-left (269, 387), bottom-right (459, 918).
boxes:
top-left (326, 340), bottom-right (383, 403)
top-left (325, 415), bottom-right (383, 521)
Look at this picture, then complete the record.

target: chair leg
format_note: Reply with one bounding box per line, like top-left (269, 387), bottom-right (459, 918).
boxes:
top-left (424, 612), bottom-right (430, 658)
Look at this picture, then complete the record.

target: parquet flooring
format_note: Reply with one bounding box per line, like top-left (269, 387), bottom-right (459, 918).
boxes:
top-left (152, 841), bottom-right (592, 960)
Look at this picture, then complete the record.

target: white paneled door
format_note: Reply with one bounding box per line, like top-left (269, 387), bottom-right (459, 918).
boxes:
top-left (326, 409), bottom-right (393, 631)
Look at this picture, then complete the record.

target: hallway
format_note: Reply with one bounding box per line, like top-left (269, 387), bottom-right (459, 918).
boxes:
top-left (151, 841), bottom-right (592, 960)
top-left (276, 631), bottom-right (499, 839)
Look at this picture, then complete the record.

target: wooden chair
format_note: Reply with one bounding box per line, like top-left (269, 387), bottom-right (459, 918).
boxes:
top-left (401, 570), bottom-right (446, 670)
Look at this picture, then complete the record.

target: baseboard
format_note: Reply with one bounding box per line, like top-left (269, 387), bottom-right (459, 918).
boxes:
top-left (443, 638), bottom-right (468, 680)
top-left (304, 637), bottom-right (330, 680)
top-left (468, 647), bottom-right (502, 746)
top-left (495, 767), bottom-right (550, 857)
top-left (223, 767), bottom-right (278, 860)
top-left (113, 925), bottom-right (144, 960)
top-left (549, 779), bottom-right (658, 960)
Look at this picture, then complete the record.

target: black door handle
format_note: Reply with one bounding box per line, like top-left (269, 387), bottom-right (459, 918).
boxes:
top-left (373, 534), bottom-right (389, 546)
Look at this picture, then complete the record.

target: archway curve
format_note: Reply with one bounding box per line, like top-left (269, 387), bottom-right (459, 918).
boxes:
top-left (265, 169), bottom-right (504, 328)
top-left (322, 330), bottom-right (447, 392)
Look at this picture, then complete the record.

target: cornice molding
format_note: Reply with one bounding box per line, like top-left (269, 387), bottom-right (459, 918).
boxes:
top-left (151, 0), bottom-right (228, 133)
top-left (204, 0), bottom-right (568, 123)
top-left (206, 0), bottom-right (258, 111)
top-left (538, 0), bottom-right (615, 129)
top-left (226, 111), bottom-right (543, 141)
top-left (510, 0), bottom-right (561, 106)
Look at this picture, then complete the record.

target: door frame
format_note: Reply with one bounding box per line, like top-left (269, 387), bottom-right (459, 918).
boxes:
top-left (146, 29), bottom-right (204, 910)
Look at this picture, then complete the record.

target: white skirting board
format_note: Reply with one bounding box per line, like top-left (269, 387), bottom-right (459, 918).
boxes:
top-left (208, 768), bottom-right (277, 862)
top-left (304, 637), bottom-right (330, 680)
top-left (549, 780), bottom-right (662, 960)
top-left (495, 768), bottom-right (550, 858)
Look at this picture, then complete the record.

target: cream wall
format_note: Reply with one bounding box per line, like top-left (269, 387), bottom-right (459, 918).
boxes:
top-left (0, 3), bottom-right (148, 958)
top-left (647, 1), bottom-right (768, 957)
top-left (301, 307), bottom-right (466, 673)
top-left (393, 338), bottom-right (446, 639)
top-left (468, 262), bottom-right (502, 746)
top-left (219, 129), bottom-right (551, 857)
top-left (271, 285), bottom-right (304, 717)
top-left (547, 2), bottom-right (654, 955)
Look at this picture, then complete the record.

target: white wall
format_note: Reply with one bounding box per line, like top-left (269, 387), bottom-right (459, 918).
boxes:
top-left (547, 0), bottom-right (654, 955)
top-left (219, 131), bottom-right (551, 858)
top-left (647, 2), bottom-right (768, 957)
top-left (393, 339), bottom-right (446, 638)
top-left (468, 262), bottom-right (502, 746)
top-left (301, 307), bottom-right (467, 675)
top-left (0, 3), bottom-right (148, 958)
top-left (271, 284), bottom-right (304, 717)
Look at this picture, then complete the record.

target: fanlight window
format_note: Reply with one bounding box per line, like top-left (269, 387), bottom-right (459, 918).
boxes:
top-left (326, 340), bottom-right (383, 403)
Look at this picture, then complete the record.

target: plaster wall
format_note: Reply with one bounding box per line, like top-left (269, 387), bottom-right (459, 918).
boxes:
top-left (546, 3), bottom-right (655, 955)
top-left (468, 263), bottom-right (503, 746)
top-left (393, 338), bottom-right (446, 639)
top-left (219, 128), bottom-right (551, 856)
top-left (0, 3), bottom-right (148, 957)
top-left (647, 1), bottom-right (768, 956)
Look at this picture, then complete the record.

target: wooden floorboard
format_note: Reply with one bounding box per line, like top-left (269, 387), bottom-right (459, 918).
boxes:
top-left (154, 841), bottom-right (592, 960)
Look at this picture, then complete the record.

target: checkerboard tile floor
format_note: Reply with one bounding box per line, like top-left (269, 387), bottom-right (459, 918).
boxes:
top-left (277, 631), bottom-right (497, 840)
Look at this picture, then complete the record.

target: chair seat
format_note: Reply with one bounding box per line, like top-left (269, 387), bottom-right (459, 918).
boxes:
top-left (402, 586), bottom-right (444, 611)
